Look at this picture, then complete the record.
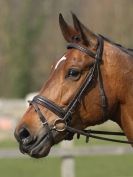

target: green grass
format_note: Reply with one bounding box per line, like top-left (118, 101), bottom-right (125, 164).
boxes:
top-left (76, 154), bottom-right (133, 177)
top-left (0, 158), bottom-right (61, 177)
top-left (0, 155), bottom-right (133, 177)
top-left (0, 139), bottom-right (18, 148)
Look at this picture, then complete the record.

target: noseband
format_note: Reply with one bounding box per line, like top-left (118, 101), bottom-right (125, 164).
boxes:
top-left (29, 35), bottom-right (133, 144)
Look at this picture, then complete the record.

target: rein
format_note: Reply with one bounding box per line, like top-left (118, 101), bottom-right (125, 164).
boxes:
top-left (66, 126), bottom-right (133, 144)
top-left (29, 35), bottom-right (133, 145)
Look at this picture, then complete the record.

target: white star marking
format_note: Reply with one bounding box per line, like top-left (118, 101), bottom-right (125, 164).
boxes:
top-left (55, 55), bottom-right (66, 70)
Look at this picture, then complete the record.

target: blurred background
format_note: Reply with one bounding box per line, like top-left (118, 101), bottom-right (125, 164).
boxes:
top-left (0, 0), bottom-right (133, 177)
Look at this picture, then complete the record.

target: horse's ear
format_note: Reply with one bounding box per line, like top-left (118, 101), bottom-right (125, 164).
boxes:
top-left (72, 13), bottom-right (98, 46)
top-left (59, 13), bottom-right (78, 42)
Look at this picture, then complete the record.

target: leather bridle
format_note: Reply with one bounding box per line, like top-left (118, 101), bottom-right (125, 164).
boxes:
top-left (29, 35), bottom-right (133, 144)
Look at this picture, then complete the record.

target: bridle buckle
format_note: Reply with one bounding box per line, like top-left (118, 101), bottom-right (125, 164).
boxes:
top-left (53, 118), bottom-right (66, 132)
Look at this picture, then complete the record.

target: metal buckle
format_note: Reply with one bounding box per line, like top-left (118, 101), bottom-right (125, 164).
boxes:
top-left (52, 118), bottom-right (66, 132)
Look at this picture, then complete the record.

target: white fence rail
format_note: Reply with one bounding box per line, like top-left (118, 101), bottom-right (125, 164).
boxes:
top-left (0, 144), bottom-right (133, 158)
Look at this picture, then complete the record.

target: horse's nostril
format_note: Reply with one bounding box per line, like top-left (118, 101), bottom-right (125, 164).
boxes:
top-left (19, 127), bottom-right (30, 142)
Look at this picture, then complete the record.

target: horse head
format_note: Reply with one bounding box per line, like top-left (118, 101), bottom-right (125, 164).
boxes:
top-left (15, 14), bottom-right (132, 158)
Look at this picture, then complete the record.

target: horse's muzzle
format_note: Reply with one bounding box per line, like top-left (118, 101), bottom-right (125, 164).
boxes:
top-left (14, 127), bottom-right (53, 158)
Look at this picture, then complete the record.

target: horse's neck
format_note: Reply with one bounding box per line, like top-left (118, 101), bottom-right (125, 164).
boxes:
top-left (119, 69), bottom-right (133, 140)
top-left (105, 42), bottom-right (133, 141)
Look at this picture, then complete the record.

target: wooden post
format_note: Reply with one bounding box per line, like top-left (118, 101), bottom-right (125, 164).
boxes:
top-left (61, 140), bottom-right (75, 177)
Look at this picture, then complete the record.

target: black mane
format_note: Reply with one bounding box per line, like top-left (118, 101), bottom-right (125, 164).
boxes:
top-left (100, 35), bottom-right (133, 57)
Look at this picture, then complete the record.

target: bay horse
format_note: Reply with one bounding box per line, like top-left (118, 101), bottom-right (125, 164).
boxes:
top-left (14, 13), bottom-right (133, 158)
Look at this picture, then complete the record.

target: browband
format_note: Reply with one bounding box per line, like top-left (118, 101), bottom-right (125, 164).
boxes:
top-left (67, 43), bottom-right (96, 59)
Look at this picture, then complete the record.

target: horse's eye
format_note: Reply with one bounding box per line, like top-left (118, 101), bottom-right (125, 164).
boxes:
top-left (66, 68), bottom-right (81, 80)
